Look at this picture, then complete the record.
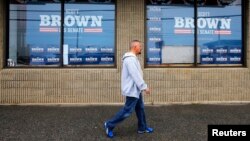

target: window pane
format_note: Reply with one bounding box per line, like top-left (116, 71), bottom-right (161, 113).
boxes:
top-left (63, 0), bottom-right (115, 66)
top-left (197, 0), bottom-right (243, 66)
top-left (8, 0), bottom-right (61, 67)
top-left (146, 0), bottom-right (195, 66)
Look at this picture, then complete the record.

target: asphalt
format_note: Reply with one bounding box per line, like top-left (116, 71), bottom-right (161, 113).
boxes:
top-left (1, 103), bottom-right (250, 141)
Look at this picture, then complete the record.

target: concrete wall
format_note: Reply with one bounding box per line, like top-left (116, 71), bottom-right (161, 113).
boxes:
top-left (0, 0), bottom-right (250, 104)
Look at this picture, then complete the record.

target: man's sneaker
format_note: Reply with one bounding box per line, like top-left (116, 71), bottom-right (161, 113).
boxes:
top-left (104, 122), bottom-right (114, 138)
top-left (137, 127), bottom-right (154, 134)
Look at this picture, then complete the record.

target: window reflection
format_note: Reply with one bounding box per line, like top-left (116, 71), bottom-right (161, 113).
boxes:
top-left (9, 0), bottom-right (61, 66)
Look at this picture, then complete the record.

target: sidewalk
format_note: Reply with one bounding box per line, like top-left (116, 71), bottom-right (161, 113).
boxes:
top-left (1, 104), bottom-right (250, 141)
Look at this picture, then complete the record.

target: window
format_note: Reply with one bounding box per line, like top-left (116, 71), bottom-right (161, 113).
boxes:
top-left (7, 0), bottom-right (115, 67)
top-left (146, 0), bottom-right (244, 67)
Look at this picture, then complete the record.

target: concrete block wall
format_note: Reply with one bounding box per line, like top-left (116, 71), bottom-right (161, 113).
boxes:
top-left (0, 0), bottom-right (249, 104)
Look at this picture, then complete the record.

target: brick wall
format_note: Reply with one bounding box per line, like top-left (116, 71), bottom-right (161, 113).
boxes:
top-left (0, 0), bottom-right (249, 104)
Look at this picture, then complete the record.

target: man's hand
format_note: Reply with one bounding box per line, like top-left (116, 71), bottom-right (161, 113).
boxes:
top-left (144, 88), bottom-right (150, 95)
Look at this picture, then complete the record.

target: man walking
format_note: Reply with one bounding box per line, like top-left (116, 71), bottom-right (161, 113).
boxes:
top-left (104, 40), bottom-right (153, 138)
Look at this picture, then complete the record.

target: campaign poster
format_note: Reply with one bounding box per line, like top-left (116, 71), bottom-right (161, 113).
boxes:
top-left (23, 0), bottom-right (115, 66)
top-left (146, 0), bottom-right (242, 65)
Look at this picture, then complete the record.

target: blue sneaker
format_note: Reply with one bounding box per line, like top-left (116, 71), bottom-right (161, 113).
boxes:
top-left (137, 127), bottom-right (154, 134)
top-left (104, 122), bottom-right (114, 138)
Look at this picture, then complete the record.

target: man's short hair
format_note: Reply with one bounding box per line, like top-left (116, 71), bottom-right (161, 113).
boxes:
top-left (130, 40), bottom-right (141, 49)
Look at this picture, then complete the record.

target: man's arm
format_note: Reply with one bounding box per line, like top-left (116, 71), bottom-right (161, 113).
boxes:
top-left (124, 57), bottom-right (148, 92)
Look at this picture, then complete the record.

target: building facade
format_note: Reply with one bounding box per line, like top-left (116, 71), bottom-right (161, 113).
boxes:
top-left (0, 0), bottom-right (250, 104)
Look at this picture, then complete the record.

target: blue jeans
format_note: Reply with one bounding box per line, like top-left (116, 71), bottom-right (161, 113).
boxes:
top-left (105, 93), bottom-right (147, 131)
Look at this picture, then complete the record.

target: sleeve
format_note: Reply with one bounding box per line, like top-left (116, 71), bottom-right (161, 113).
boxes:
top-left (124, 57), bottom-right (148, 91)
